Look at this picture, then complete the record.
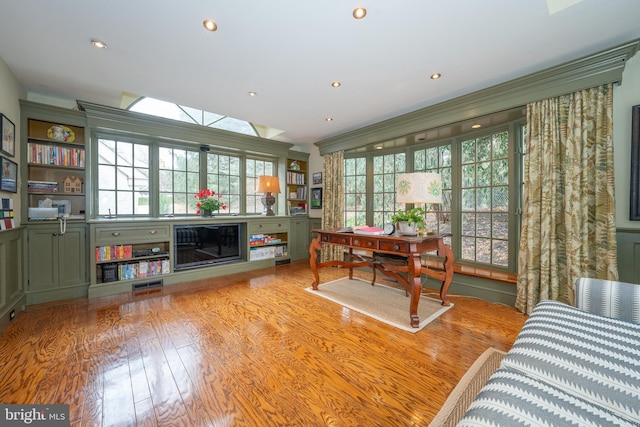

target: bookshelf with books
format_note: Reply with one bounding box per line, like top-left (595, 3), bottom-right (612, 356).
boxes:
top-left (25, 118), bottom-right (86, 221)
top-left (286, 157), bottom-right (308, 215)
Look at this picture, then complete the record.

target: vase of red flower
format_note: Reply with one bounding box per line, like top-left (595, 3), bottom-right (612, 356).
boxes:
top-left (194, 189), bottom-right (227, 216)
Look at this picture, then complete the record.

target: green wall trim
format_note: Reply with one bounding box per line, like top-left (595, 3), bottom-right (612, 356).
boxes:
top-left (316, 39), bottom-right (640, 155)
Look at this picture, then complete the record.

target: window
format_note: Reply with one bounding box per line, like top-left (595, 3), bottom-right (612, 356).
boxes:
top-left (460, 131), bottom-right (509, 266)
top-left (372, 152), bottom-right (406, 226)
top-left (207, 153), bottom-right (241, 214)
top-left (414, 144), bottom-right (452, 238)
top-left (97, 138), bottom-right (150, 216)
top-left (158, 147), bottom-right (200, 215)
top-left (343, 122), bottom-right (522, 272)
top-left (344, 157), bottom-right (367, 227)
top-left (245, 158), bottom-right (275, 214)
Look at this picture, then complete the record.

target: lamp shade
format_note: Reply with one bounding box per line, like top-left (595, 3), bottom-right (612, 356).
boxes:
top-left (256, 176), bottom-right (281, 194)
top-left (396, 173), bottom-right (442, 204)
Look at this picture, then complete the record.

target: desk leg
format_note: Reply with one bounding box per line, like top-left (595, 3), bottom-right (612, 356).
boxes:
top-left (309, 236), bottom-right (322, 290)
top-left (438, 239), bottom-right (454, 306)
top-left (409, 253), bottom-right (422, 328)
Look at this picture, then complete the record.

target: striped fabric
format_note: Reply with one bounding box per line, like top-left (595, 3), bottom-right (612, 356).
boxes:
top-left (457, 301), bottom-right (640, 426)
top-left (575, 278), bottom-right (640, 323)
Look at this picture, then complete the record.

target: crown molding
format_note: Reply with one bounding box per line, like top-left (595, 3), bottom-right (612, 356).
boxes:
top-left (77, 100), bottom-right (294, 157)
top-left (316, 39), bottom-right (640, 156)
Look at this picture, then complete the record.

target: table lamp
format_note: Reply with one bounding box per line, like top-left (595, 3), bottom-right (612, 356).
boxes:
top-left (256, 176), bottom-right (281, 216)
top-left (396, 172), bottom-right (442, 233)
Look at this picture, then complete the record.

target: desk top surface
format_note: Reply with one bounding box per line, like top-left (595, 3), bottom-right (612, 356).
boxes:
top-left (312, 229), bottom-right (451, 243)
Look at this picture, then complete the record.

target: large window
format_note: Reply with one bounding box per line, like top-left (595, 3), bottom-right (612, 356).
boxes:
top-left (344, 157), bottom-right (367, 227)
top-left (158, 147), bottom-right (200, 215)
top-left (414, 144), bottom-right (452, 238)
top-left (460, 131), bottom-right (509, 266)
top-left (372, 152), bottom-right (405, 226)
top-left (245, 159), bottom-right (275, 214)
top-left (343, 123), bottom-right (522, 272)
top-left (207, 153), bottom-right (241, 214)
top-left (97, 138), bottom-right (149, 216)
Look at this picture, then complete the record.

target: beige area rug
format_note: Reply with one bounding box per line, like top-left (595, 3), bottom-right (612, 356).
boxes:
top-left (306, 277), bottom-right (453, 333)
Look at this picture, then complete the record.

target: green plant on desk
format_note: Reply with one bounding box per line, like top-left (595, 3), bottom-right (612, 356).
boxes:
top-left (391, 207), bottom-right (426, 228)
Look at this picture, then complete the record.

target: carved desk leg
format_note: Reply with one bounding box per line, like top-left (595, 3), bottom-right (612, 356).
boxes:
top-left (437, 239), bottom-right (454, 306)
top-left (408, 253), bottom-right (423, 328)
top-left (309, 235), bottom-right (322, 290)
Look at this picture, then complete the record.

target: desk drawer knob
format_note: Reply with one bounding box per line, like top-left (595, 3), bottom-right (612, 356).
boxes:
top-left (394, 244), bottom-right (400, 251)
top-left (354, 239), bottom-right (359, 245)
top-left (367, 241), bottom-right (373, 247)
top-left (111, 232), bottom-right (120, 237)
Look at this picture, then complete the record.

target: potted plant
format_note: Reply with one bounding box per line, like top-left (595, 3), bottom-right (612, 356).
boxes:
top-left (194, 189), bottom-right (227, 217)
top-left (391, 207), bottom-right (425, 235)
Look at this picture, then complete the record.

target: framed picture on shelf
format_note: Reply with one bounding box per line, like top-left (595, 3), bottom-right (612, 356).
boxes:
top-left (311, 187), bottom-right (322, 209)
top-left (1, 114), bottom-right (15, 157)
top-left (1, 156), bottom-right (18, 193)
top-left (312, 172), bottom-right (322, 185)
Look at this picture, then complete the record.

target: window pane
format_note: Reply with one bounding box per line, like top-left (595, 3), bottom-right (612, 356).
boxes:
top-left (159, 146), bottom-right (200, 215)
top-left (246, 158), bottom-right (275, 214)
top-left (344, 155), bottom-right (368, 227)
top-left (97, 138), bottom-right (149, 216)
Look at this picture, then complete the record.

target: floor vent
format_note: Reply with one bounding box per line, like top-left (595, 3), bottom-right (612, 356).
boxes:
top-left (275, 258), bottom-right (291, 266)
top-left (132, 279), bottom-right (164, 291)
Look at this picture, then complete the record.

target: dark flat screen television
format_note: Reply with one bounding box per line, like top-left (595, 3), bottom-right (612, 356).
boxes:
top-left (174, 223), bottom-right (244, 270)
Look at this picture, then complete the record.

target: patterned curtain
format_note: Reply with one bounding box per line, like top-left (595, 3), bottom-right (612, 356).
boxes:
top-left (320, 151), bottom-right (345, 262)
top-left (516, 83), bottom-right (618, 314)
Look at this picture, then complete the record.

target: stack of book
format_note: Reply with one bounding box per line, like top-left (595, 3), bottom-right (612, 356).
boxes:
top-left (27, 180), bottom-right (58, 193)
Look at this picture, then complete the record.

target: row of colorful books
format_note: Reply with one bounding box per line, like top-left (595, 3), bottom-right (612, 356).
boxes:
top-left (118, 259), bottom-right (170, 280)
top-left (27, 143), bottom-right (85, 167)
top-left (95, 245), bottom-right (134, 261)
top-left (249, 234), bottom-right (283, 246)
top-left (286, 171), bottom-right (306, 185)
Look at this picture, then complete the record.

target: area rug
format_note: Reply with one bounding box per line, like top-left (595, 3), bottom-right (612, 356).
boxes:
top-left (306, 277), bottom-right (453, 333)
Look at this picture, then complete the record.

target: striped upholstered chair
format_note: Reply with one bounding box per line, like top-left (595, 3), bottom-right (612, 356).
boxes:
top-left (575, 277), bottom-right (640, 323)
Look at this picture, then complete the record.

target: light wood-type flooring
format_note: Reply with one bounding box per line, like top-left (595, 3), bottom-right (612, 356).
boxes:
top-left (0, 261), bottom-right (527, 426)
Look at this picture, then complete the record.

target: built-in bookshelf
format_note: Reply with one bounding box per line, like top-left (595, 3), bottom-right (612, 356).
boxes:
top-left (286, 158), bottom-right (308, 215)
top-left (26, 119), bottom-right (86, 220)
top-left (249, 232), bottom-right (288, 261)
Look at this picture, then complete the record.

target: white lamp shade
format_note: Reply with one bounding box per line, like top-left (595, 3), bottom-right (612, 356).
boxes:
top-left (396, 173), bottom-right (442, 204)
top-left (256, 176), bottom-right (281, 194)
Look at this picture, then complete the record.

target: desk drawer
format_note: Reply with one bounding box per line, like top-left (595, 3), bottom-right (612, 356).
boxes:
top-left (322, 234), bottom-right (352, 246)
top-left (351, 236), bottom-right (379, 250)
top-left (379, 240), bottom-right (410, 253)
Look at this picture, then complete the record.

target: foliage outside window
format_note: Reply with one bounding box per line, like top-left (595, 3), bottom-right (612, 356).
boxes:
top-left (158, 147), bottom-right (200, 215)
top-left (207, 153), bottom-right (241, 214)
top-left (246, 159), bottom-right (275, 214)
top-left (373, 152), bottom-right (406, 226)
top-left (414, 144), bottom-right (452, 242)
top-left (97, 138), bottom-right (150, 216)
top-left (344, 157), bottom-right (367, 227)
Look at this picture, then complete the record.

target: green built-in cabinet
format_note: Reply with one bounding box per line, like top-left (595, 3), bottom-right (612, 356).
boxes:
top-left (26, 223), bottom-right (88, 304)
top-left (17, 100), bottom-right (312, 303)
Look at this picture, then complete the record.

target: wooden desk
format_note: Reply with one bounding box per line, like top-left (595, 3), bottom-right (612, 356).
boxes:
top-left (309, 229), bottom-right (454, 328)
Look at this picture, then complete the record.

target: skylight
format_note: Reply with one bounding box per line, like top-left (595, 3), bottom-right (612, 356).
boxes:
top-left (128, 97), bottom-right (258, 137)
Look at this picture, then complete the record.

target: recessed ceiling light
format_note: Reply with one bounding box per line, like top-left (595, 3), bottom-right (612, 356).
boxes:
top-left (325, 117), bottom-right (334, 122)
top-left (375, 146), bottom-right (383, 150)
top-left (471, 124), bottom-right (482, 129)
top-left (203, 19), bottom-right (218, 32)
top-left (91, 39), bottom-right (107, 49)
top-left (248, 91), bottom-right (257, 97)
top-left (331, 81), bottom-right (341, 88)
top-left (430, 73), bottom-right (442, 80)
top-left (353, 7), bottom-right (367, 19)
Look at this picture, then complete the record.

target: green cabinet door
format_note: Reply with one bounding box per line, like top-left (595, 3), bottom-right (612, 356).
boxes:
top-left (27, 224), bottom-right (88, 303)
top-left (289, 217), bottom-right (310, 260)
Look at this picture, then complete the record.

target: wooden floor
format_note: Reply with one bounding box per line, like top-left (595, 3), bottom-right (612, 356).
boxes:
top-left (0, 261), bottom-right (527, 427)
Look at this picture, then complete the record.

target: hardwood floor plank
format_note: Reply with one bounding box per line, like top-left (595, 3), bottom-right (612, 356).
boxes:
top-left (0, 261), bottom-right (526, 425)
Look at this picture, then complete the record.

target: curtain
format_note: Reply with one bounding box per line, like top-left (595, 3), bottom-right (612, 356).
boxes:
top-left (516, 83), bottom-right (618, 314)
top-left (320, 151), bottom-right (345, 262)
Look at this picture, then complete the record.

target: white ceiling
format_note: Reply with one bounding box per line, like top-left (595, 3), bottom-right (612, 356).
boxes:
top-left (1, 1), bottom-right (640, 146)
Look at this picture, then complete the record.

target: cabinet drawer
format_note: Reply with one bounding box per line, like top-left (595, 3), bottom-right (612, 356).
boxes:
top-left (351, 236), bottom-right (379, 250)
top-left (95, 224), bottom-right (170, 244)
top-left (249, 219), bottom-right (289, 234)
top-left (323, 234), bottom-right (352, 246)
